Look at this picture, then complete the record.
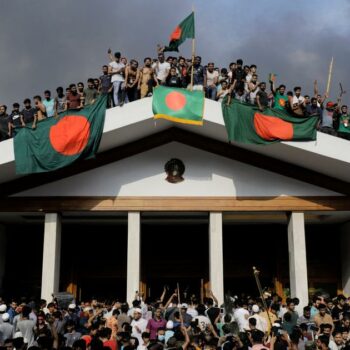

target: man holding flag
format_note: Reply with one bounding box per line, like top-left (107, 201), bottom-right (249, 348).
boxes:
top-left (152, 11), bottom-right (205, 126)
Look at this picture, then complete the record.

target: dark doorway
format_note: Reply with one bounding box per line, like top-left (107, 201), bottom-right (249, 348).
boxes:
top-left (3, 224), bottom-right (44, 299)
top-left (223, 224), bottom-right (288, 296)
top-left (141, 222), bottom-right (209, 300)
top-left (60, 223), bottom-right (127, 301)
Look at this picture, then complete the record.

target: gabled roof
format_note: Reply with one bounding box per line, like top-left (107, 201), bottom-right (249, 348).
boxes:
top-left (0, 98), bottom-right (349, 195)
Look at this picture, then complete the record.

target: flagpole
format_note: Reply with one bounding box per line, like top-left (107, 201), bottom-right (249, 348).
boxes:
top-left (326, 56), bottom-right (334, 97)
top-left (190, 8), bottom-right (195, 91)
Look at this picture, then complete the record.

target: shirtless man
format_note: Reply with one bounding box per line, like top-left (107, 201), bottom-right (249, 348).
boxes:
top-left (138, 57), bottom-right (157, 98)
top-left (125, 59), bottom-right (140, 102)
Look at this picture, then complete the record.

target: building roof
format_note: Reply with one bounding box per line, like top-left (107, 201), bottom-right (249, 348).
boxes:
top-left (0, 97), bottom-right (349, 191)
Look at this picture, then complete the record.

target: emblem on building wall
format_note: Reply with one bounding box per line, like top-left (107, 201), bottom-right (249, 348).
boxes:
top-left (164, 158), bottom-right (185, 183)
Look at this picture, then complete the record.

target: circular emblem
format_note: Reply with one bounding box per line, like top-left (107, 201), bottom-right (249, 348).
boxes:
top-left (164, 158), bottom-right (185, 183)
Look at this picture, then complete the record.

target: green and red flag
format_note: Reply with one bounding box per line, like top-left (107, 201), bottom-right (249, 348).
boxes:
top-left (163, 12), bottom-right (195, 52)
top-left (222, 99), bottom-right (318, 144)
top-left (153, 86), bottom-right (204, 125)
top-left (268, 73), bottom-right (277, 82)
top-left (14, 95), bottom-right (107, 174)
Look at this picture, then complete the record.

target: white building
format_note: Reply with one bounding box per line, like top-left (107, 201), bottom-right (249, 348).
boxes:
top-left (0, 97), bottom-right (349, 309)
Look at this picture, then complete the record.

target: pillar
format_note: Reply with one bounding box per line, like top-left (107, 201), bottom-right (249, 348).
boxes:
top-left (209, 212), bottom-right (224, 306)
top-left (340, 222), bottom-right (350, 296)
top-left (287, 212), bottom-right (308, 312)
top-left (41, 213), bottom-right (61, 302)
top-left (0, 225), bottom-right (6, 294)
top-left (127, 212), bottom-right (141, 304)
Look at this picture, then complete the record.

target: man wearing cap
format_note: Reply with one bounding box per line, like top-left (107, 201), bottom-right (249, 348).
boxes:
top-left (0, 313), bottom-right (14, 345)
top-left (131, 308), bottom-right (147, 345)
top-left (64, 304), bottom-right (79, 328)
top-left (0, 304), bottom-right (7, 324)
top-left (249, 305), bottom-right (267, 334)
top-left (179, 304), bottom-right (193, 327)
top-left (320, 102), bottom-right (337, 135)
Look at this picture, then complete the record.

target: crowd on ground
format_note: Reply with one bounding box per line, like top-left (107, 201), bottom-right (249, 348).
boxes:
top-left (0, 48), bottom-right (349, 142)
top-left (0, 288), bottom-right (350, 350)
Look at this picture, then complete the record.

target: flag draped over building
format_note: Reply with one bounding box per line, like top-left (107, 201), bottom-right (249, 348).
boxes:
top-left (222, 100), bottom-right (318, 144)
top-left (163, 12), bottom-right (195, 52)
top-left (152, 86), bottom-right (204, 125)
top-left (14, 95), bottom-right (107, 174)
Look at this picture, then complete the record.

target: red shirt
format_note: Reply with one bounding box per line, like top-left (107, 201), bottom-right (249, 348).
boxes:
top-left (103, 340), bottom-right (117, 350)
top-left (67, 93), bottom-right (81, 109)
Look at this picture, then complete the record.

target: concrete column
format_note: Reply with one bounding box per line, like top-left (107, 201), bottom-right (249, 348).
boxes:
top-left (127, 212), bottom-right (141, 304)
top-left (340, 222), bottom-right (350, 296)
top-left (41, 213), bottom-right (61, 302)
top-left (209, 212), bottom-right (224, 306)
top-left (0, 225), bottom-right (6, 294)
top-left (288, 212), bottom-right (308, 313)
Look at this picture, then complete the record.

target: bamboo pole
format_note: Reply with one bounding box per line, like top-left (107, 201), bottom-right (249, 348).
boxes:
top-left (253, 266), bottom-right (272, 330)
top-left (190, 8), bottom-right (195, 91)
top-left (326, 56), bottom-right (334, 97)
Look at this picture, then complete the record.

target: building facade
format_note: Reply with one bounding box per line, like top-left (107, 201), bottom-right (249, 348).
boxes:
top-left (0, 98), bottom-right (350, 312)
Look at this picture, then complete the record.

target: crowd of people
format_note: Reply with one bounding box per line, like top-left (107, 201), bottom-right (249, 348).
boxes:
top-left (0, 48), bottom-right (349, 142)
top-left (0, 288), bottom-right (349, 350)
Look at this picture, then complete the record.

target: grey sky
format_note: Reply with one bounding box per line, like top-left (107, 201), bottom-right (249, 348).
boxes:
top-left (1, 0), bottom-right (350, 108)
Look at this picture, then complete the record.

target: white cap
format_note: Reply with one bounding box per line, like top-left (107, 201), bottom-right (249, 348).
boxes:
top-left (180, 303), bottom-right (188, 309)
top-left (166, 320), bottom-right (174, 329)
top-left (252, 304), bottom-right (260, 313)
top-left (134, 308), bottom-right (142, 314)
top-left (0, 304), bottom-right (6, 312)
top-left (14, 331), bottom-right (23, 339)
top-left (68, 303), bottom-right (76, 310)
top-left (2, 313), bottom-right (10, 321)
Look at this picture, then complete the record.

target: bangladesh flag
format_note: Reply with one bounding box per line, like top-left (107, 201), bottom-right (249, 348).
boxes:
top-left (14, 95), bottom-right (107, 174)
top-left (222, 99), bottom-right (318, 144)
top-left (164, 12), bottom-right (195, 52)
top-left (153, 86), bottom-right (204, 125)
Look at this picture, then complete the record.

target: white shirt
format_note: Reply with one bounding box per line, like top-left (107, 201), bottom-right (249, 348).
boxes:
top-left (292, 95), bottom-right (305, 104)
top-left (193, 315), bottom-right (211, 332)
top-left (153, 61), bottom-right (170, 82)
top-left (234, 307), bottom-right (249, 331)
top-left (131, 318), bottom-right (148, 345)
top-left (109, 61), bottom-right (125, 82)
top-left (206, 70), bottom-right (219, 86)
top-left (187, 307), bottom-right (198, 318)
top-left (249, 314), bottom-right (267, 333)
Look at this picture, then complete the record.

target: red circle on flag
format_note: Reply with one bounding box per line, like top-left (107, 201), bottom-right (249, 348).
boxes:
top-left (49, 115), bottom-right (90, 156)
top-left (165, 91), bottom-right (187, 111)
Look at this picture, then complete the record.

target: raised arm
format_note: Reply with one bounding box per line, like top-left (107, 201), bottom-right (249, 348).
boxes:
top-left (108, 48), bottom-right (114, 62)
top-left (314, 80), bottom-right (319, 97)
top-left (164, 292), bottom-right (177, 309)
top-left (159, 286), bottom-right (167, 304)
top-left (270, 79), bottom-right (276, 95)
top-left (209, 290), bottom-right (219, 306)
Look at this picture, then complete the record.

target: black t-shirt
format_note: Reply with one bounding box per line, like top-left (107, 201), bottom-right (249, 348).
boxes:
top-left (193, 65), bottom-right (204, 85)
top-left (206, 306), bottom-right (220, 326)
top-left (257, 90), bottom-right (269, 107)
top-left (9, 110), bottom-right (22, 127)
top-left (166, 76), bottom-right (181, 88)
top-left (99, 74), bottom-right (112, 94)
top-left (233, 68), bottom-right (246, 83)
top-left (21, 107), bottom-right (36, 123)
top-left (0, 114), bottom-right (9, 140)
